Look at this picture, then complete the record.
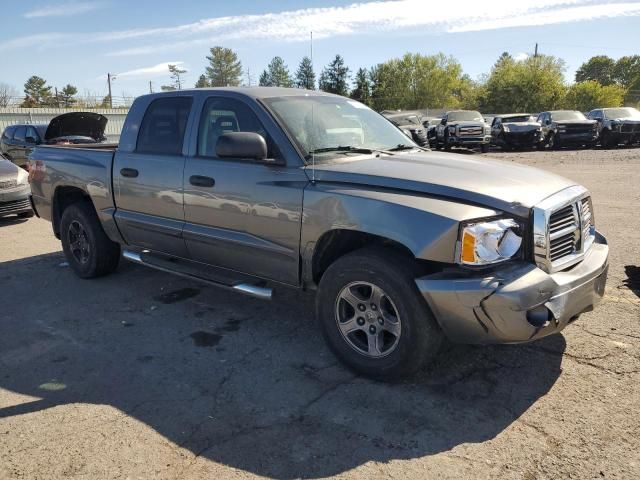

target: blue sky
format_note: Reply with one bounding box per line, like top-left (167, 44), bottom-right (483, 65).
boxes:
top-left (1, 0), bottom-right (639, 98)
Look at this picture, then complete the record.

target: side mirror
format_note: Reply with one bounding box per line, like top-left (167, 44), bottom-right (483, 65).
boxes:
top-left (216, 132), bottom-right (268, 161)
top-left (440, 118), bottom-right (447, 125)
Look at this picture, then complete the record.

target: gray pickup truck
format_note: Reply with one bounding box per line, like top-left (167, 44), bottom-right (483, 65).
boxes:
top-left (29, 88), bottom-right (609, 380)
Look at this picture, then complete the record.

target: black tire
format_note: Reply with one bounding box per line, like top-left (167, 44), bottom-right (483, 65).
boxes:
top-left (480, 143), bottom-right (490, 153)
top-left (548, 132), bottom-right (559, 150)
top-left (600, 130), bottom-right (616, 148)
top-left (18, 211), bottom-right (34, 218)
top-left (60, 201), bottom-right (120, 279)
top-left (316, 248), bottom-right (443, 380)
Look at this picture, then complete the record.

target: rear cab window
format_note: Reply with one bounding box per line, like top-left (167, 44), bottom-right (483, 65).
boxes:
top-left (136, 97), bottom-right (193, 155)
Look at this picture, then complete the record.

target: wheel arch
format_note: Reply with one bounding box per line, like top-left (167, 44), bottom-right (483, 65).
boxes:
top-left (52, 186), bottom-right (94, 239)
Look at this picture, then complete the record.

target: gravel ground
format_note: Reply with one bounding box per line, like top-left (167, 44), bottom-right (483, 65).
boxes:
top-left (1, 147), bottom-right (639, 480)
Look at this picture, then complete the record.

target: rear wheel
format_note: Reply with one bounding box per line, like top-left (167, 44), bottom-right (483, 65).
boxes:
top-left (316, 248), bottom-right (443, 380)
top-left (60, 201), bottom-right (120, 279)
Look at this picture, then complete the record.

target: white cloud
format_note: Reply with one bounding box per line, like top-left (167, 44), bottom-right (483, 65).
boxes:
top-left (514, 52), bottom-right (530, 61)
top-left (112, 62), bottom-right (186, 79)
top-left (4, 0), bottom-right (640, 56)
top-left (24, 1), bottom-right (106, 18)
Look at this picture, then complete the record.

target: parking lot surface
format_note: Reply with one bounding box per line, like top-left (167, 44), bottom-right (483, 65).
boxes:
top-left (1, 148), bottom-right (639, 479)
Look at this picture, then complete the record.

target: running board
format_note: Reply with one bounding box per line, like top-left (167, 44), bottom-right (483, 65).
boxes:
top-left (122, 250), bottom-right (272, 300)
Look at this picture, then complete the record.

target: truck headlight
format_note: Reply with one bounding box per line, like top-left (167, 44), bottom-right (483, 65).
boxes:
top-left (502, 126), bottom-right (510, 133)
top-left (16, 167), bottom-right (29, 186)
top-left (484, 126), bottom-right (491, 134)
top-left (459, 218), bottom-right (523, 266)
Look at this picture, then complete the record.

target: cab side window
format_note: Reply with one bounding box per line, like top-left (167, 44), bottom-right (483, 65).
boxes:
top-left (137, 97), bottom-right (193, 155)
top-left (26, 126), bottom-right (39, 143)
top-left (197, 97), bottom-right (272, 158)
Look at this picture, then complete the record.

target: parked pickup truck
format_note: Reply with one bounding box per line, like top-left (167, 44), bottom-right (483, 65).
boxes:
top-left (537, 110), bottom-right (598, 149)
top-left (434, 110), bottom-right (491, 152)
top-left (587, 107), bottom-right (640, 147)
top-left (29, 88), bottom-right (609, 380)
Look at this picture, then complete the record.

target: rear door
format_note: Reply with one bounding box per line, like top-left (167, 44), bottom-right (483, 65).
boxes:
top-left (113, 96), bottom-right (193, 257)
top-left (8, 126), bottom-right (28, 167)
top-left (182, 95), bottom-right (305, 285)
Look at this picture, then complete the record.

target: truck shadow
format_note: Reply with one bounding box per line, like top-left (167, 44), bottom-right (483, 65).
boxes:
top-left (0, 253), bottom-right (565, 478)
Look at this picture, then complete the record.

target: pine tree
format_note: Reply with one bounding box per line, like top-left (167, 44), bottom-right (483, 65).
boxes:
top-left (259, 57), bottom-right (293, 87)
top-left (319, 55), bottom-right (350, 96)
top-left (22, 76), bottom-right (53, 106)
top-left (206, 47), bottom-right (243, 87)
top-left (60, 84), bottom-right (78, 107)
top-left (350, 68), bottom-right (370, 105)
top-left (195, 74), bottom-right (209, 88)
top-left (295, 56), bottom-right (316, 90)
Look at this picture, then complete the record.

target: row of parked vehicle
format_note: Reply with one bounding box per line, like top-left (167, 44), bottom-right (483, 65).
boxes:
top-left (383, 107), bottom-right (640, 152)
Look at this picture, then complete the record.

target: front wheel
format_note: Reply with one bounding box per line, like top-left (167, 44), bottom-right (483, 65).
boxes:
top-left (316, 248), bottom-right (443, 380)
top-left (60, 201), bottom-right (121, 279)
top-left (480, 143), bottom-right (490, 153)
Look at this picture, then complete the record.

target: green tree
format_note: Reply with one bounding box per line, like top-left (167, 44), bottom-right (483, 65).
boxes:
top-left (563, 80), bottom-right (625, 111)
top-left (22, 76), bottom-right (53, 106)
top-left (350, 67), bottom-right (371, 105)
top-left (295, 56), bottom-right (315, 90)
top-left (613, 55), bottom-right (640, 88)
top-left (575, 55), bottom-right (616, 86)
top-left (206, 47), bottom-right (243, 87)
top-left (60, 84), bottom-right (78, 107)
top-left (259, 56), bottom-right (293, 87)
top-left (369, 53), bottom-right (468, 111)
top-left (319, 55), bottom-right (350, 96)
top-left (195, 74), bottom-right (209, 88)
top-left (480, 54), bottom-right (566, 113)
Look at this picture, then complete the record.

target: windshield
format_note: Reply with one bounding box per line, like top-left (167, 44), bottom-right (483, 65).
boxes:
top-left (553, 111), bottom-right (587, 121)
top-left (387, 114), bottom-right (421, 126)
top-left (503, 115), bottom-right (535, 123)
top-left (447, 111), bottom-right (484, 122)
top-left (264, 95), bottom-right (415, 160)
top-left (604, 107), bottom-right (640, 119)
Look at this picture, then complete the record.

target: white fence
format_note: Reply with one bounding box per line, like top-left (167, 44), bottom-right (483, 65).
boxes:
top-left (0, 108), bottom-right (129, 137)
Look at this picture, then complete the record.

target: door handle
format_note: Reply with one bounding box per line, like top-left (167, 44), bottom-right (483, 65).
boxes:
top-left (189, 175), bottom-right (215, 188)
top-left (120, 168), bottom-right (139, 178)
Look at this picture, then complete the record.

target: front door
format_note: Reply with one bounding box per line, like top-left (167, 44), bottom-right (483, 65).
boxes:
top-left (182, 96), bottom-right (305, 285)
top-left (113, 96), bottom-right (193, 257)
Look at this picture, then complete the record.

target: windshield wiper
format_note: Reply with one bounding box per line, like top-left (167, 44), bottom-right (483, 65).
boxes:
top-left (387, 144), bottom-right (429, 152)
top-left (306, 145), bottom-right (395, 158)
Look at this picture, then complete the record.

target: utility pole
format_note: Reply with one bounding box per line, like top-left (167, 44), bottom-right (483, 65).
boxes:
top-left (310, 31), bottom-right (313, 66)
top-left (107, 73), bottom-right (112, 108)
top-left (246, 68), bottom-right (253, 87)
top-left (149, 81), bottom-right (153, 94)
top-left (54, 87), bottom-right (60, 108)
top-left (534, 43), bottom-right (539, 58)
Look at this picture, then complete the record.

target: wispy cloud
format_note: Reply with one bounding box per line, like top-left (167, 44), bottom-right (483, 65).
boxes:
top-left (5, 0), bottom-right (640, 56)
top-left (514, 52), bottom-right (530, 61)
top-left (24, 1), bottom-right (106, 19)
top-left (109, 62), bottom-right (186, 80)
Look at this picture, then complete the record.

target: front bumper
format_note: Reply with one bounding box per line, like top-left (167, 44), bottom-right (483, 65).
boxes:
top-left (0, 184), bottom-right (32, 217)
top-left (503, 131), bottom-right (542, 146)
top-left (556, 132), bottom-right (597, 145)
top-left (448, 135), bottom-right (491, 147)
top-left (416, 232), bottom-right (609, 344)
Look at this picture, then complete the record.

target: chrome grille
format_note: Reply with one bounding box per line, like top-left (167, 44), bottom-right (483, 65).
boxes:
top-left (548, 204), bottom-right (578, 262)
top-left (533, 186), bottom-right (595, 273)
top-left (459, 126), bottom-right (483, 136)
top-left (0, 179), bottom-right (18, 190)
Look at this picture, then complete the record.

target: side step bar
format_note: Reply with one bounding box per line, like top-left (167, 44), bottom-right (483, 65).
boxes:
top-left (122, 250), bottom-right (272, 300)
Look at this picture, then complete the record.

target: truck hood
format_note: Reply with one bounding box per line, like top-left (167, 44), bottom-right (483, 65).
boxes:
top-left (449, 121), bottom-right (485, 128)
top-left (308, 151), bottom-right (577, 217)
top-left (45, 112), bottom-right (107, 142)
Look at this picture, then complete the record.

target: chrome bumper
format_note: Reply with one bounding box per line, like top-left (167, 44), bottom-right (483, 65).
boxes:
top-left (416, 232), bottom-right (609, 344)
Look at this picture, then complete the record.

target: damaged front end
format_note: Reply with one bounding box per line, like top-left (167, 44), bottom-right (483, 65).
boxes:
top-left (415, 232), bottom-right (608, 344)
